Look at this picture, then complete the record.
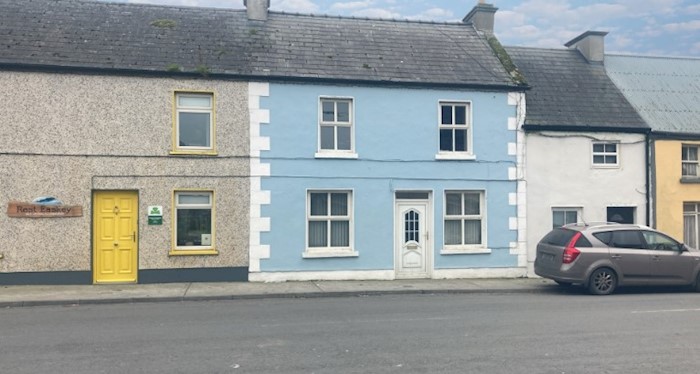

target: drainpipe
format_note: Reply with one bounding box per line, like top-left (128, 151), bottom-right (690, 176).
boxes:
top-left (646, 131), bottom-right (652, 227)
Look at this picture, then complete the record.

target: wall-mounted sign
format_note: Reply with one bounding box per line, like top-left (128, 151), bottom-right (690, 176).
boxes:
top-left (7, 201), bottom-right (83, 218)
top-left (148, 205), bottom-right (163, 225)
top-left (148, 216), bottom-right (163, 225)
top-left (148, 206), bottom-right (163, 217)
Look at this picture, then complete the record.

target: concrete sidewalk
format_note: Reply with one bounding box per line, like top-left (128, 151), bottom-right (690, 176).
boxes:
top-left (0, 278), bottom-right (559, 308)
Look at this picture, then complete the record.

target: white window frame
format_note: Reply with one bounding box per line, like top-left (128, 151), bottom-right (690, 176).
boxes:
top-left (315, 97), bottom-right (357, 159)
top-left (304, 190), bottom-right (358, 258)
top-left (682, 145), bottom-right (699, 177)
top-left (684, 203), bottom-right (700, 249)
top-left (436, 101), bottom-right (475, 160)
top-left (442, 190), bottom-right (488, 254)
top-left (552, 207), bottom-right (581, 229)
top-left (591, 141), bottom-right (619, 167)
top-left (172, 190), bottom-right (216, 254)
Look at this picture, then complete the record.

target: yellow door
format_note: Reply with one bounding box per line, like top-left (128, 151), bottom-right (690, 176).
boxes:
top-left (93, 191), bottom-right (138, 284)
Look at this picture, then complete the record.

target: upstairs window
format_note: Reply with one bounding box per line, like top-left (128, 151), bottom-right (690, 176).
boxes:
top-left (682, 145), bottom-right (699, 177)
top-left (439, 102), bottom-right (471, 154)
top-left (319, 98), bottom-right (353, 153)
top-left (174, 92), bottom-right (214, 153)
top-left (592, 142), bottom-right (618, 166)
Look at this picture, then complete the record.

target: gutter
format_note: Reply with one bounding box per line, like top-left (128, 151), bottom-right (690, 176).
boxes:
top-left (0, 62), bottom-right (530, 92)
top-left (522, 124), bottom-right (649, 134)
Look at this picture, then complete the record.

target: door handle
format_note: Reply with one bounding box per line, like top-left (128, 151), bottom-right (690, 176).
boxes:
top-left (132, 232), bottom-right (136, 242)
top-left (611, 255), bottom-right (622, 259)
top-left (652, 255), bottom-right (661, 261)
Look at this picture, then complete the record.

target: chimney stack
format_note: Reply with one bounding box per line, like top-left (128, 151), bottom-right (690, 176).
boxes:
top-left (244, 0), bottom-right (270, 21)
top-left (463, 1), bottom-right (498, 35)
top-left (564, 31), bottom-right (608, 63)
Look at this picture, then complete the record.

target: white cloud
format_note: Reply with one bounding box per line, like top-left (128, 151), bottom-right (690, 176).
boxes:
top-left (271, 0), bottom-right (320, 13)
top-left (613, 0), bottom-right (684, 16)
top-left (406, 7), bottom-right (453, 21)
top-left (663, 20), bottom-right (700, 32)
top-left (349, 8), bottom-right (401, 18)
top-left (688, 4), bottom-right (700, 14)
top-left (329, 1), bottom-right (373, 11)
top-left (126, 0), bottom-right (226, 7)
top-left (692, 42), bottom-right (700, 54)
top-left (495, 10), bottom-right (526, 27)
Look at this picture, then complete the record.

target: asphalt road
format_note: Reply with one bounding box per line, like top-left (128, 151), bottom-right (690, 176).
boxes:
top-left (2, 289), bottom-right (700, 374)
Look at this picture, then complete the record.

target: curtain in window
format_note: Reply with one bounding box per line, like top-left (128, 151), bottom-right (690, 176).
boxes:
top-left (684, 215), bottom-right (697, 249)
top-left (464, 193), bottom-right (480, 214)
top-left (444, 220), bottom-right (461, 245)
top-left (310, 193), bottom-right (327, 215)
top-left (330, 221), bottom-right (349, 247)
top-left (464, 220), bottom-right (482, 244)
top-left (330, 193), bottom-right (347, 215)
top-left (308, 221), bottom-right (327, 247)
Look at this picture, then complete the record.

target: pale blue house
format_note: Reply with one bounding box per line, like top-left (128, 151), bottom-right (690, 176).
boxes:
top-left (246, 1), bottom-right (529, 281)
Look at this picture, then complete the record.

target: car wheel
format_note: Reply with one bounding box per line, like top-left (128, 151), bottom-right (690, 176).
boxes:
top-left (588, 268), bottom-right (617, 295)
top-left (555, 281), bottom-right (572, 287)
top-left (694, 273), bottom-right (700, 292)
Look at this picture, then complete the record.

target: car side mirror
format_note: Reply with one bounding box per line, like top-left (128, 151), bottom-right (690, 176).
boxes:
top-left (679, 244), bottom-right (689, 252)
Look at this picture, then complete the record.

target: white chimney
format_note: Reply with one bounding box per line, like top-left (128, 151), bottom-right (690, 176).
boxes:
top-left (463, 1), bottom-right (498, 35)
top-left (565, 31), bottom-right (608, 63)
top-left (244, 0), bottom-right (269, 21)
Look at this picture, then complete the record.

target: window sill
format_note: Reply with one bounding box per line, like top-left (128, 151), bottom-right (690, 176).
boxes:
top-left (591, 164), bottom-right (619, 169)
top-left (314, 152), bottom-right (359, 159)
top-left (435, 153), bottom-right (476, 161)
top-left (681, 177), bottom-right (700, 184)
top-left (169, 249), bottom-right (219, 256)
top-left (170, 150), bottom-right (218, 156)
top-left (303, 250), bottom-right (359, 258)
top-left (440, 247), bottom-right (491, 255)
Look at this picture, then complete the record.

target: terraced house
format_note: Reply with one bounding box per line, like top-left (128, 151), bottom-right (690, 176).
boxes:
top-left (0, 0), bottom-right (529, 284)
top-left (0, 0), bottom-right (259, 284)
top-left (507, 32), bottom-right (649, 274)
top-left (250, 3), bottom-right (529, 281)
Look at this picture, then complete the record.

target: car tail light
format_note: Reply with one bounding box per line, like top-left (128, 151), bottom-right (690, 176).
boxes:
top-left (562, 232), bottom-right (582, 264)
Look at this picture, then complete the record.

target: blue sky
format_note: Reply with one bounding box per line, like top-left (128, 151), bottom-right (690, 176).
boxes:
top-left (114, 0), bottom-right (700, 56)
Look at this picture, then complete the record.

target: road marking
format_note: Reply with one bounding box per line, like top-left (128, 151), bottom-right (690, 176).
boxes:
top-left (632, 308), bottom-right (700, 314)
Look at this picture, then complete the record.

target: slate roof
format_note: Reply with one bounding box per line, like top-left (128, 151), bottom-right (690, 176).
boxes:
top-left (506, 46), bottom-right (648, 132)
top-left (605, 54), bottom-right (700, 135)
top-left (0, 0), bottom-right (523, 89)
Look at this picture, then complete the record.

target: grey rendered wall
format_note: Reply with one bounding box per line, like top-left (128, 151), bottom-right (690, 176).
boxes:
top-left (0, 71), bottom-right (249, 273)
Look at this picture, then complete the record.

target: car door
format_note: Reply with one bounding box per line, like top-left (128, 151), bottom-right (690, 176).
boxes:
top-left (594, 230), bottom-right (651, 285)
top-left (642, 230), bottom-right (698, 285)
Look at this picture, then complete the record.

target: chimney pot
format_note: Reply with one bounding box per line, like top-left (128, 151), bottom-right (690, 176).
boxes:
top-left (244, 0), bottom-right (270, 21)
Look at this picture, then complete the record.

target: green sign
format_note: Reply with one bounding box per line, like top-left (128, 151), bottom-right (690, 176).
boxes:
top-left (148, 216), bottom-right (163, 225)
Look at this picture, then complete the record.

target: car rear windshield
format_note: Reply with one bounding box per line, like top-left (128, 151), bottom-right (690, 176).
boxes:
top-left (540, 228), bottom-right (577, 246)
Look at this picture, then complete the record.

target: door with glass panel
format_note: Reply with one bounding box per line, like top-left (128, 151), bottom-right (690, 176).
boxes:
top-left (395, 201), bottom-right (430, 278)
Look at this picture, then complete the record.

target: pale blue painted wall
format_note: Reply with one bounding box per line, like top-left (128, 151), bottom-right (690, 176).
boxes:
top-left (260, 83), bottom-right (517, 272)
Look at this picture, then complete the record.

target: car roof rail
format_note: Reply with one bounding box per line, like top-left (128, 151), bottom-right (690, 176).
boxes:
top-left (562, 221), bottom-right (621, 228)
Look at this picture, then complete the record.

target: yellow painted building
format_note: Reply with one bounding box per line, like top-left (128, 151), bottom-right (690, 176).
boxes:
top-left (654, 141), bottom-right (700, 244)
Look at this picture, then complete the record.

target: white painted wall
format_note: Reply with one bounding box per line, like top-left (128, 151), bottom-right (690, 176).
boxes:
top-left (525, 131), bottom-right (647, 275)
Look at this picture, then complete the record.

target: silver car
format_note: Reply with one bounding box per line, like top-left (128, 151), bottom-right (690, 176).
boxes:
top-left (535, 223), bottom-right (700, 295)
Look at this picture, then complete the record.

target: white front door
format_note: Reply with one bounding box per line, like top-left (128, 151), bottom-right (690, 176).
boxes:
top-left (395, 201), bottom-right (430, 278)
